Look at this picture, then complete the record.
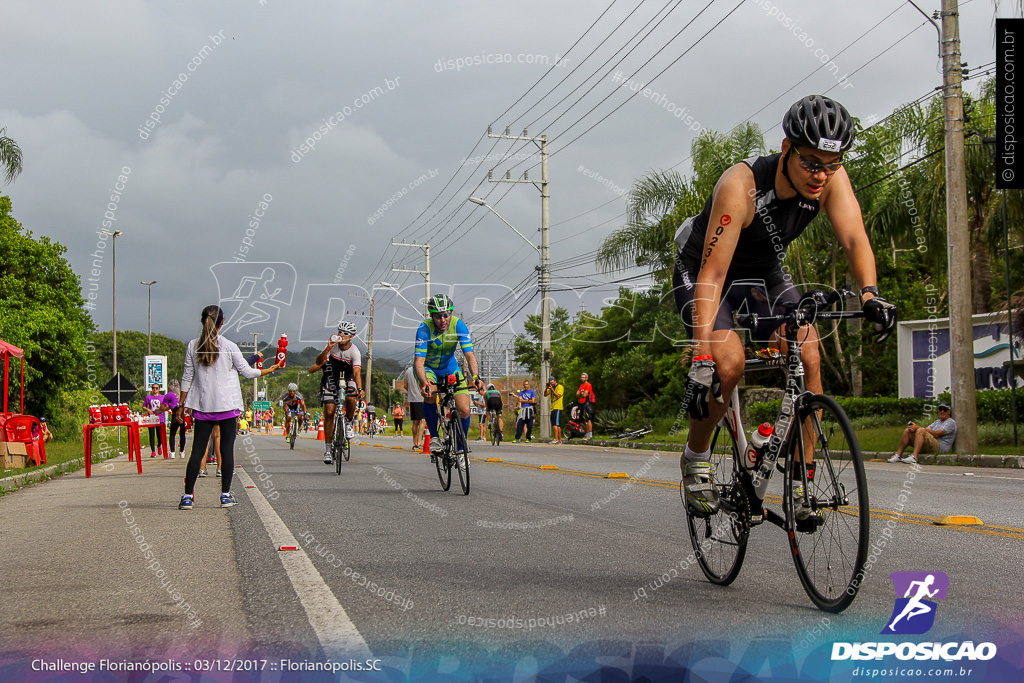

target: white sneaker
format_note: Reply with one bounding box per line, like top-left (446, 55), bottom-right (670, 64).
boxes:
top-left (887, 453), bottom-right (902, 463)
top-left (901, 454), bottom-right (918, 464)
top-left (346, 426), bottom-right (356, 440)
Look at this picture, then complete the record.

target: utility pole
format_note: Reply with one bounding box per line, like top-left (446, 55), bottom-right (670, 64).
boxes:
top-left (391, 241), bottom-right (430, 313)
top-left (940, 0), bottom-right (978, 452)
top-left (487, 127), bottom-right (551, 438)
top-left (350, 291), bottom-right (376, 406)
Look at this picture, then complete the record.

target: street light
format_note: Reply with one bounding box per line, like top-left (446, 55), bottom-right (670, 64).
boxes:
top-left (466, 197), bottom-right (551, 438)
top-left (140, 280), bottom-right (157, 354)
top-left (467, 197), bottom-right (540, 252)
top-left (100, 229), bottom-right (122, 375)
top-left (379, 281), bottom-right (424, 316)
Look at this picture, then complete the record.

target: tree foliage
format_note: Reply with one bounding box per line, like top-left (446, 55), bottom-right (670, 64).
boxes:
top-left (0, 195), bottom-right (93, 426)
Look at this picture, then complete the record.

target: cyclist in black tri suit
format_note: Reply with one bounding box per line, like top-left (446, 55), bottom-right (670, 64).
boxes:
top-left (674, 95), bottom-right (897, 517)
top-left (279, 383), bottom-right (307, 442)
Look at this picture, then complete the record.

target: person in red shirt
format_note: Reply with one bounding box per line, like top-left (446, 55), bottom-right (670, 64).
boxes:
top-left (575, 372), bottom-right (595, 439)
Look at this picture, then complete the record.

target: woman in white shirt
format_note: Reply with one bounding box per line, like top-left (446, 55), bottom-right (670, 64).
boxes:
top-left (175, 305), bottom-right (280, 510)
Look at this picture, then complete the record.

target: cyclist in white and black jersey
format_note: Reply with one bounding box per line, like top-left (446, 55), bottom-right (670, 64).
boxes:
top-left (309, 321), bottom-right (363, 464)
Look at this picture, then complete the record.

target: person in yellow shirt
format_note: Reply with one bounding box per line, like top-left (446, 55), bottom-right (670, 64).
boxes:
top-left (545, 377), bottom-right (565, 444)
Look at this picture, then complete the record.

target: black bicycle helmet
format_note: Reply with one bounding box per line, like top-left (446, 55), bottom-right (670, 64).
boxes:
top-left (426, 293), bottom-right (454, 314)
top-left (782, 95), bottom-right (855, 153)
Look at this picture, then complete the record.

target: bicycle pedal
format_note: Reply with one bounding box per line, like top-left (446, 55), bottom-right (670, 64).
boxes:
top-left (749, 509), bottom-right (767, 526)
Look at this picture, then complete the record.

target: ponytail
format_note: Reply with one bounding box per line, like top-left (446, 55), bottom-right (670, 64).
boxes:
top-left (197, 305), bottom-right (224, 366)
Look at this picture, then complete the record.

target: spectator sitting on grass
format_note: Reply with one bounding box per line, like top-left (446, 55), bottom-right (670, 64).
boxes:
top-left (889, 402), bottom-right (957, 464)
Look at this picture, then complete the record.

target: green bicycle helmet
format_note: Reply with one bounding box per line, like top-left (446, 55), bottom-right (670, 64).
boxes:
top-left (426, 293), bottom-right (455, 314)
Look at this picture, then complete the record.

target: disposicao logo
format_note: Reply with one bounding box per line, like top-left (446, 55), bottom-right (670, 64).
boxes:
top-left (882, 571), bottom-right (948, 635)
top-left (831, 570), bottom-right (997, 662)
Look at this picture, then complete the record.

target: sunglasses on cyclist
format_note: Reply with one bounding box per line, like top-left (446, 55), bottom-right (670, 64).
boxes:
top-left (792, 146), bottom-right (843, 174)
top-left (431, 312), bottom-right (452, 319)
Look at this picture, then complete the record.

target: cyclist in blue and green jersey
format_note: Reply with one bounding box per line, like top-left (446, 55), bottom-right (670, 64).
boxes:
top-left (413, 294), bottom-right (484, 457)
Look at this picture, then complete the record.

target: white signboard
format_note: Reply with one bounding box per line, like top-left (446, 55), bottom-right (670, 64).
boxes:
top-left (897, 311), bottom-right (1022, 399)
top-left (144, 355), bottom-right (168, 392)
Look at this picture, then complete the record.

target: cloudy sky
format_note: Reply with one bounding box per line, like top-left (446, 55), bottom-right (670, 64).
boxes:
top-left (0, 0), bottom-right (1010, 363)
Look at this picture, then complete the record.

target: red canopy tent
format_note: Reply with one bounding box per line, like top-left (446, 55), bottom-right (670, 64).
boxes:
top-left (0, 338), bottom-right (26, 416)
top-left (0, 339), bottom-right (46, 466)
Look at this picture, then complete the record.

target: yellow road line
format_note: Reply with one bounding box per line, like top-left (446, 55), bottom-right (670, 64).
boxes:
top-left (471, 457), bottom-right (1024, 541)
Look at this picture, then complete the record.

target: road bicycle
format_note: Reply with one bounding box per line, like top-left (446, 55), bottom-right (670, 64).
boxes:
top-left (488, 410), bottom-right (503, 446)
top-left (432, 374), bottom-right (470, 495)
top-left (682, 286), bottom-right (870, 613)
top-left (330, 390), bottom-right (352, 475)
top-left (615, 426), bottom-right (653, 440)
top-left (287, 410), bottom-right (304, 450)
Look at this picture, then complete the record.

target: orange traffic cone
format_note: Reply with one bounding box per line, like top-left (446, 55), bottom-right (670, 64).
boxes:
top-left (422, 434), bottom-right (431, 454)
top-left (316, 422), bottom-right (325, 441)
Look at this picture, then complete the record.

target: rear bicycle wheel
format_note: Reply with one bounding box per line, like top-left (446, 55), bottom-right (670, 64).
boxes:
top-left (683, 419), bottom-right (748, 585)
top-left (434, 439), bottom-right (452, 492)
top-left (450, 416), bottom-right (470, 495)
top-left (785, 394), bottom-right (869, 613)
top-left (490, 417), bottom-right (499, 446)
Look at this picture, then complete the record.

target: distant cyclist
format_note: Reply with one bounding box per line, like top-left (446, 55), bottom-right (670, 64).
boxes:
top-left (413, 294), bottom-right (484, 460)
top-left (673, 95), bottom-right (897, 518)
top-left (278, 383), bottom-right (307, 442)
top-left (485, 383), bottom-right (504, 437)
top-left (309, 320), bottom-right (363, 464)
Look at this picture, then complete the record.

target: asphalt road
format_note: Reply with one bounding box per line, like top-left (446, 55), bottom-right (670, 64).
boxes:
top-left (1, 430), bottom-right (1022, 681)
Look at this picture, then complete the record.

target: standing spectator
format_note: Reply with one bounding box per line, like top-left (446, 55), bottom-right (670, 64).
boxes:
top-left (472, 389), bottom-right (487, 440)
top-left (545, 376), bottom-right (565, 444)
top-left (175, 304), bottom-right (281, 510)
top-left (165, 379), bottom-right (186, 456)
top-left (889, 403), bottom-right (957, 464)
top-left (392, 403), bottom-right (405, 437)
top-left (576, 372), bottom-right (596, 439)
top-left (143, 383), bottom-right (167, 457)
top-left (403, 366), bottom-right (426, 451)
top-left (511, 380), bottom-right (537, 443)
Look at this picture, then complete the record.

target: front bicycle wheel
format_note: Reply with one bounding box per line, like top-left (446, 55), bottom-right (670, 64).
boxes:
top-left (785, 394), bottom-right (869, 613)
top-left (289, 422), bottom-right (297, 450)
top-left (683, 419), bottom-right (748, 586)
top-left (450, 416), bottom-right (470, 495)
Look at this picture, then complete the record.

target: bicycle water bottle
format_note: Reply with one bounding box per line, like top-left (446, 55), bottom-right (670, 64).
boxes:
top-left (743, 423), bottom-right (774, 470)
top-left (275, 333), bottom-right (288, 368)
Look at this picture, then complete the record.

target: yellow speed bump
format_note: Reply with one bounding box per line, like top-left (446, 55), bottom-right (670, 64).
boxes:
top-left (605, 472), bottom-right (630, 479)
top-left (485, 458), bottom-right (503, 462)
top-left (539, 465), bottom-right (559, 470)
top-left (391, 446), bottom-right (405, 450)
top-left (373, 444), bottom-right (384, 448)
top-left (934, 515), bottom-right (983, 526)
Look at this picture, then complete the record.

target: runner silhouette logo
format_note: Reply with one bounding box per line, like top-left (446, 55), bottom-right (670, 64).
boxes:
top-left (881, 571), bottom-right (949, 635)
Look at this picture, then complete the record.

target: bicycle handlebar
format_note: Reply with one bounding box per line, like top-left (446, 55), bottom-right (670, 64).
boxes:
top-left (735, 285), bottom-right (864, 330)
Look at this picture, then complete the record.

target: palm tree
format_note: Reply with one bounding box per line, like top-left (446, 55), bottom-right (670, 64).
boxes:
top-left (857, 77), bottom-right (1023, 313)
top-left (597, 122), bottom-right (766, 277)
top-left (0, 127), bottom-right (24, 184)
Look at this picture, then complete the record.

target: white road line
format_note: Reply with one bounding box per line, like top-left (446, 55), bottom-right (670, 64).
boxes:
top-left (235, 468), bottom-right (372, 659)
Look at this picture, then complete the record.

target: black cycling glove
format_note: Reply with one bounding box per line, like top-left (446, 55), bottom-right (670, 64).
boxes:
top-left (683, 357), bottom-right (724, 421)
top-left (863, 295), bottom-right (898, 343)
